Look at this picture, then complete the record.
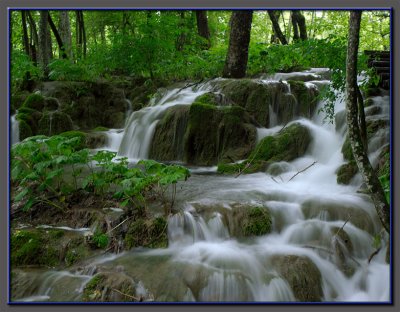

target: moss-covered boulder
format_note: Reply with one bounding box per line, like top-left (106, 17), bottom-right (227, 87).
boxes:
top-left (59, 130), bottom-right (88, 150)
top-left (250, 123), bottom-right (311, 162)
top-left (22, 93), bottom-right (46, 111)
top-left (184, 103), bottom-right (257, 166)
top-left (150, 105), bottom-right (190, 161)
top-left (16, 107), bottom-right (43, 140)
top-left (288, 80), bottom-right (319, 119)
top-left (82, 272), bottom-right (146, 302)
top-left (331, 227), bottom-right (355, 276)
top-left (85, 132), bottom-right (107, 149)
top-left (11, 91), bottom-right (30, 111)
top-left (336, 161), bottom-right (358, 185)
top-left (17, 119), bottom-right (33, 141)
top-left (38, 111), bottom-right (74, 136)
top-left (269, 255), bottom-right (323, 302)
top-left (44, 97), bottom-right (60, 111)
top-left (217, 79), bottom-right (296, 127)
top-left (194, 92), bottom-right (228, 106)
top-left (11, 228), bottom-right (94, 268)
top-left (124, 217), bottom-right (168, 249)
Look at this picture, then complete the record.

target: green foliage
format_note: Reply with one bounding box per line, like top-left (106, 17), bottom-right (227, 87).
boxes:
top-left (11, 50), bottom-right (41, 94)
top-left (22, 93), bottom-right (45, 111)
top-left (378, 152), bottom-right (390, 204)
top-left (11, 134), bottom-right (190, 214)
top-left (92, 231), bottom-right (109, 249)
top-left (243, 207), bottom-right (272, 236)
top-left (48, 59), bottom-right (99, 82)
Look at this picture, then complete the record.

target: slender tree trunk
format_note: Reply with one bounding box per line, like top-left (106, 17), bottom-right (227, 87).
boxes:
top-left (21, 11), bottom-right (30, 57)
top-left (27, 11), bottom-right (38, 64)
top-left (59, 11), bottom-right (73, 60)
top-left (47, 13), bottom-right (67, 59)
top-left (196, 10), bottom-right (211, 49)
top-left (81, 12), bottom-right (87, 58)
top-left (222, 11), bottom-right (253, 78)
top-left (176, 11), bottom-right (186, 51)
top-left (38, 10), bottom-right (51, 78)
top-left (345, 11), bottom-right (390, 233)
top-left (268, 10), bottom-right (287, 45)
top-left (291, 12), bottom-right (300, 41)
top-left (75, 11), bottom-right (86, 58)
top-left (291, 11), bottom-right (307, 41)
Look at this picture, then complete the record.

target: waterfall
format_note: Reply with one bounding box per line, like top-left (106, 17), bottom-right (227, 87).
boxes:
top-left (11, 69), bottom-right (390, 303)
top-left (118, 83), bottom-right (212, 160)
top-left (11, 115), bottom-right (19, 145)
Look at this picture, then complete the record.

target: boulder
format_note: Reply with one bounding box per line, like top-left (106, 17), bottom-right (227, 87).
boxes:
top-left (38, 111), bottom-right (74, 136)
top-left (269, 255), bottom-right (323, 302)
top-left (288, 80), bottom-right (319, 119)
top-left (184, 102), bottom-right (257, 166)
top-left (250, 123), bottom-right (311, 162)
top-left (336, 162), bottom-right (358, 185)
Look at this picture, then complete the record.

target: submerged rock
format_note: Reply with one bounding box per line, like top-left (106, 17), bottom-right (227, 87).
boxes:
top-left (269, 255), bottom-right (323, 302)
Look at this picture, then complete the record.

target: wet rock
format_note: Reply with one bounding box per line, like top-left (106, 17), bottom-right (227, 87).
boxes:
top-left (288, 80), bottom-right (319, 119)
top-left (336, 162), bottom-right (358, 185)
top-left (269, 255), bottom-right (323, 302)
top-left (150, 105), bottom-right (190, 161)
top-left (82, 272), bottom-right (152, 302)
top-left (184, 103), bottom-right (257, 166)
top-left (301, 198), bottom-right (377, 234)
top-left (85, 132), bottom-right (107, 149)
top-left (38, 111), bottom-right (74, 136)
top-left (124, 217), bottom-right (168, 249)
top-left (22, 93), bottom-right (46, 111)
top-left (331, 227), bottom-right (356, 276)
top-left (250, 123), bottom-right (311, 162)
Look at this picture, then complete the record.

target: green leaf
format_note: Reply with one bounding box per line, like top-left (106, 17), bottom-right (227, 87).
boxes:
top-left (14, 188), bottom-right (29, 202)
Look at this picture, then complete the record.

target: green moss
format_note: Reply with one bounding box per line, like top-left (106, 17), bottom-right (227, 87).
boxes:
top-left (194, 92), bottom-right (220, 106)
top-left (242, 207), bottom-right (272, 236)
top-left (18, 119), bottom-right (33, 140)
top-left (44, 97), bottom-right (60, 111)
top-left (288, 80), bottom-right (319, 118)
top-left (22, 93), bottom-right (45, 111)
top-left (337, 162), bottom-right (358, 185)
top-left (11, 230), bottom-right (42, 266)
top-left (48, 229), bottom-right (65, 239)
top-left (93, 126), bottom-right (109, 131)
top-left (364, 98), bottom-right (374, 107)
top-left (92, 231), bottom-right (109, 249)
top-left (365, 87), bottom-right (380, 97)
top-left (82, 274), bottom-right (106, 301)
top-left (341, 136), bottom-right (354, 161)
top-left (17, 107), bottom-right (36, 116)
top-left (250, 123), bottom-right (311, 162)
top-left (124, 217), bottom-right (168, 249)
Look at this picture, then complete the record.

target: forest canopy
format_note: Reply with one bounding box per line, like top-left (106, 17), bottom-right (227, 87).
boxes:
top-left (10, 10), bottom-right (390, 93)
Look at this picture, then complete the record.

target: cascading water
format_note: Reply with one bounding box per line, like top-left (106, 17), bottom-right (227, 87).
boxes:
top-left (118, 83), bottom-right (213, 160)
top-left (11, 114), bottom-right (20, 145)
top-left (12, 70), bottom-right (390, 302)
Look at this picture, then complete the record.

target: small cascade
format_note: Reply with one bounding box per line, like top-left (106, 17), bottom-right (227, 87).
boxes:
top-left (11, 114), bottom-right (20, 145)
top-left (118, 83), bottom-right (212, 160)
top-left (104, 129), bottom-right (124, 152)
top-left (49, 112), bottom-right (54, 136)
top-left (124, 98), bottom-right (133, 126)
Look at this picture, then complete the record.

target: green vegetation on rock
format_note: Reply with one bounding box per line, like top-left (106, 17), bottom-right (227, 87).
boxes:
top-left (242, 207), bottom-right (272, 236)
top-left (336, 161), bottom-right (358, 185)
top-left (124, 217), bottom-right (168, 249)
top-left (22, 93), bottom-right (45, 111)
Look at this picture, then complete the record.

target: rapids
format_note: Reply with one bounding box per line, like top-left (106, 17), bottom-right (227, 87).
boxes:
top-left (11, 70), bottom-right (390, 303)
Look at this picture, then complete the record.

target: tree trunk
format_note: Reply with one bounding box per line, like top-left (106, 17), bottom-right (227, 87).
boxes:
top-left (345, 11), bottom-right (390, 233)
top-left (75, 11), bottom-right (86, 59)
top-left (176, 11), bottom-right (186, 51)
top-left (27, 11), bottom-right (38, 64)
top-left (291, 11), bottom-right (307, 41)
top-left (268, 10), bottom-right (287, 45)
top-left (38, 10), bottom-right (51, 78)
top-left (21, 11), bottom-right (30, 57)
top-left (47, 13), bottom-right (67, 59)
top-left (196, 10), bottom-right (211, 49)
top-left (59, 11), bottom-right (73, 60)
top-left (222, 10), bottom-right (253, 78)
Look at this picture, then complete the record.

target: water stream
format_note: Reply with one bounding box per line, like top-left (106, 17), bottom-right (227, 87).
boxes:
top-left (12, 72), bottom-right (390, 302)
top-left (11, 114), bottom-right (20, 145)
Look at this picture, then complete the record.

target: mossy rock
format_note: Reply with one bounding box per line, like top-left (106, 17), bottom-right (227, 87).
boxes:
top-left (18, 119), bottom-right (33, 141)
top-left (16, 109), bottom-right (43, 136)
top-left (124, 217), bottom-right (168, 249)
top-left (336, 161), bottom-right (358, 185)
top-left (194, 92), bottom-right (227, 106)
top-left (11, 229), bottom-right (59, 267)
top-left (288, 80), bottom-right (319, 119)
top-left (242, 206), bottom-right (272, 236)
top-left (150, 105), bottom-right (190, 161)
top-left (341, 135), bottom-right (354, 161)
top-left (365, 87), bottom-right (381, 97)
top-left (86, 132), bottom-right (107, 149)
top-left (269, 255), bottom-right (323, 302)
top-left (38, 111), bottom-right (74, 136)
top-left (44, 97), bottom-right (60, 111)
top-left (184, 102), bottom-right (256, 166)
top-left (331, 227), bottom-right (355, 276)
top-left (364, 98), bottom-right (375, 107)
top-left (22, 93), bottom-right (46, 111)
top-left (82, 272), bottom-right (140, 302)
top-left (366, 119), bottom-right (389, 139)
top-left (92, 126), bottom-right (109, 132)
top-left (11, 91), bottom-right (30, 111)
top-left (59, 130), bottom-right (88, 150)
top-left (217, 160), bottom-right (269, 175)
top-left (250, 123), bottom-right (311, 162)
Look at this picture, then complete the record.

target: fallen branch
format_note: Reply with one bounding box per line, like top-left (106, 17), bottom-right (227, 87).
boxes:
top-left (111, 288), bottom-right (141, 301)
top-left (106, 216), bottom-right (134, 234)
top-left (303, 245), bottom-right (361, 266)
top-left (368, 248), bottom-right (381, 264)
top-left (333, 214), bottom-right (352, 238)
top-left (278, 121), bottom-right (290, 134)
top-left (270, 176), bottom-right (279, 184)
top-left (178, 79), bottom-right (205, 93)
top-left (288, 161), bottom-right (317, 181)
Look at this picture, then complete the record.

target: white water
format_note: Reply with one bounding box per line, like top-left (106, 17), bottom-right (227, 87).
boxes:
top-left (118, 83), bottom-right (213, 161)
top-left (12, 71), bottom-right (390, 303)
top-left (11, 115), bottom-right (20, 145)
